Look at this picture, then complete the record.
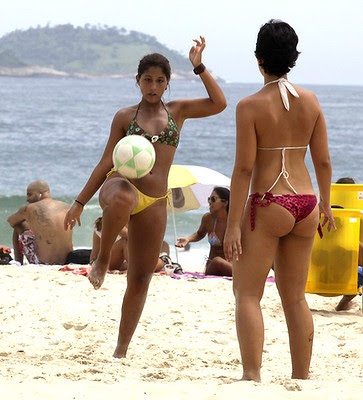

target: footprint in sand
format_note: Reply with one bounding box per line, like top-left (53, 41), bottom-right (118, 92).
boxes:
top-left (62, 322), bottom-right (88, 331)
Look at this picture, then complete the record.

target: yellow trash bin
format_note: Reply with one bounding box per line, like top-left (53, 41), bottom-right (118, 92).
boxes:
top-left (306, 208), bottom-right (361, 296)
top-left (330, 183), bottom-right (363, 241)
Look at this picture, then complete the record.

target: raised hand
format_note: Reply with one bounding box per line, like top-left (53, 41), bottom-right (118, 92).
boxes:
top-left (189, 36), bottom-right (206, 68)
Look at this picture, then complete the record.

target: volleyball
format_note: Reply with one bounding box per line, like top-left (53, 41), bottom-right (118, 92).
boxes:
top-left (112, 135), bottom-right (156, 179)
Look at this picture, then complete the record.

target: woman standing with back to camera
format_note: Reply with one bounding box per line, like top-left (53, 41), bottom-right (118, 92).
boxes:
top-left (64, 36), bottom-right (226, 358)
top-left (224, 20), bottom-right (335, 381)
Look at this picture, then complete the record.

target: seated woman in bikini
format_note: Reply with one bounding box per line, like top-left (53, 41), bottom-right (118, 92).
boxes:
top-left (176, 187), bottom-right (232, 276)
top-left (90, 216), bottom-right (172, 272)
top-left (224, 20), bottom-right (335, 382)
top-left (64, 36), bottom-right (226, 358)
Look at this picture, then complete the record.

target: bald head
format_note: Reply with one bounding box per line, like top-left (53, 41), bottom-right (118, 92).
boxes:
top-left (26, 180), bottom-right (51, 203)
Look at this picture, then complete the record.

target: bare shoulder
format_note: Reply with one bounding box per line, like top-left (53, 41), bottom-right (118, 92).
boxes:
top-left (201, 212), bottom-right (213, 224)
top-left (35, 199), bottom-right (70, 212)
top-left (52, 199), bottom-right (71, 210)
top-left (237, 94), bottom-right (257, 108)
top-left (114, 104), bottom-right (138, 119)
top-left (236, 94), bottom-right (260, 116)
top-left (113, 104), bottom-right (139, 128)
top-left (164, 99), bottom-right (182, 116)
top-left (294, 85), bottom-right (321, 107)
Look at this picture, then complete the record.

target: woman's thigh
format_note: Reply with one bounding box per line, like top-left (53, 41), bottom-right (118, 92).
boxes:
top-left (233, 206), bottom-right (282, 298)
top-left (274, 206), bottom-right (319, 299)
top-left (233, 199), bottom-right (313, 296)
top-left (99, 176), bottom-right (138, 210)
top-left (127, 199), bottom-right (167, 279)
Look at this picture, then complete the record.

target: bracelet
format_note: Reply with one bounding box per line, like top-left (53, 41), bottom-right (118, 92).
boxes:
top-left (193, 63), bottom-right (206, 75)
top-left (75, 199), bottom-right (85, 207)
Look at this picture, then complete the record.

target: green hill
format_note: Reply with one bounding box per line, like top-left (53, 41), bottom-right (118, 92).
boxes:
top-left (0, 49), bottom-right (28, 68)
top-left (0, 24), bottom-right (192, 77)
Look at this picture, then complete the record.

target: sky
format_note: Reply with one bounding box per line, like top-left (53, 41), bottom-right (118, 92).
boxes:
top-left (1, 0), bottom-right (362, 85)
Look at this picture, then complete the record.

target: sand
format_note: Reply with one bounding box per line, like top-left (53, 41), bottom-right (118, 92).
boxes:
top-left (0, 263), bottom-right (362, 400)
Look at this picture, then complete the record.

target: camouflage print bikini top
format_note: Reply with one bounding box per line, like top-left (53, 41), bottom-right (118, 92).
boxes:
top-left (126, 101), bottom-right (179, 148)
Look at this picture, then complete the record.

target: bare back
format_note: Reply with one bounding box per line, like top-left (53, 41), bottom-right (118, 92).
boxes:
top-left (249, 81), bottom-right (321, 195)
top-left (26, 199), bottom-right (73, 264)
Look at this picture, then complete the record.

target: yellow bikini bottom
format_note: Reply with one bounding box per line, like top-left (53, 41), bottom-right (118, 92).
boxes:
top-left (107, 168), bottom-right (170, 215)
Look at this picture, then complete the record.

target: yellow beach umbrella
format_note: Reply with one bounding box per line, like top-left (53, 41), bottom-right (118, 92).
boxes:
top-left (167, 165), bottom-right (231, 263)
top-left (168, 164), bottom-right (230, 213)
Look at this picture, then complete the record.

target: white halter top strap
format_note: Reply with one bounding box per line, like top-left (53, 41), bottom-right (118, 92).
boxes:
top-left (264, 78), bottom-right (299, 111)
top-left (258, 145), bottom-right (308, 151)
top-left (259, 146), bottom-right (308, 195)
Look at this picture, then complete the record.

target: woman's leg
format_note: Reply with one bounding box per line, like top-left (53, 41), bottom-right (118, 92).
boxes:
top-left (274, 206), bottom-right (319, 379)
top-left (205, 257), bottom-right (232, 276)
top-left (109, 237), bottom-right (128, 271)
top-left (233, 201), bottom-right (296, 381)
top-left (113, 199), bottom-right (167, 358)
top-left (88, 178), bottom-right (137, 289)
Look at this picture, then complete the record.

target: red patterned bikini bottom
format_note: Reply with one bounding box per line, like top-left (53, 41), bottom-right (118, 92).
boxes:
top-left (250, 192), bottom-right (322, 237)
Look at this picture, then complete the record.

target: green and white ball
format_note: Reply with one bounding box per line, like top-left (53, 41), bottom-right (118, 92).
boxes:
top-left (112, 135), bottom-right (156, 179)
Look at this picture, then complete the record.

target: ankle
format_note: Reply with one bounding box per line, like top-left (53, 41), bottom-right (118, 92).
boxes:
top-left (242, 370), bottom-right (261, 382)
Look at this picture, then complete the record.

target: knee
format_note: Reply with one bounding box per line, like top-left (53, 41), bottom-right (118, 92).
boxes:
top-left (205, 258), bottom-right (232, 277)
top-left (233, 282), bottom-right (263, 304)
top-left (106, 186), bottom-right (135, 214)
top-left (280, 294), bottom-right (307, 312)
top-left (128, 272), bottom-right (153, 290)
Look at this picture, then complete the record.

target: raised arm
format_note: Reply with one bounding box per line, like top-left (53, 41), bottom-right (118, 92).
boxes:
top-left (224, 99), bottom-right (257, 262)
top-left (64, 110), bottom-right (125, 230)
top-left (174, 36), bottom-right (227, 121)
top-left (309, 100), bottom-right (335, 231)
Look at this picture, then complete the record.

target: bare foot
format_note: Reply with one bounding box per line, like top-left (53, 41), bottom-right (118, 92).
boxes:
top-left (335, 300), bottom-right (353, 311)
top-left (87, 258), bottom-right (108, 290)
top-left (242, 375), bottom-right (261, 382)
top-left (113, 346), bottom-right (127, 358)
top-left (335, 295), bottom-right (356, 311)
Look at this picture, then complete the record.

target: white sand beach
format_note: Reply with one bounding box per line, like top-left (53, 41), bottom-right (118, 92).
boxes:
top-left (0, 263), bottom-right (362, 400)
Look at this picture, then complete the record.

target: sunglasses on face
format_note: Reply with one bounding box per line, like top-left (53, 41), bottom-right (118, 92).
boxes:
top-left (208, 196), bottom-right (225, 203)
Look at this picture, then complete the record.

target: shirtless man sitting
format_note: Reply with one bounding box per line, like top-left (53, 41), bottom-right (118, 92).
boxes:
top-left (7, 180), bottom-right (73, 265)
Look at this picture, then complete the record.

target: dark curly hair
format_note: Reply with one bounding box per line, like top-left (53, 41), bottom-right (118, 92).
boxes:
top-left (255, 19), bottom-right (300, 77)
top-left (336, 177), bottom-right (355, 184)
top-left (137, 53), bottom-right (171, 82)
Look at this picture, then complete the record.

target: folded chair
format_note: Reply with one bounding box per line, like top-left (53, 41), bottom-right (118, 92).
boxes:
top-left (306, 208), bottom-right (362, 310)
top-left (330, 183), bottom-right (363, 241)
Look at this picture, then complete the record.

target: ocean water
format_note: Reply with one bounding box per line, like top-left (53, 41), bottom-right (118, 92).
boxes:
top-left (1, 77), bottom-right (362, 260)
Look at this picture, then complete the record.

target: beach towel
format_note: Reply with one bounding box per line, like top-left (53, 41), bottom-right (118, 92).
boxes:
top-left (59, 265), bottom-right (126, 276)
top-left (168, 272), bottom-right (275, 282)
top-left (169, 271), bottom-right (232, 280)
top-left (59, 265), bottom-right (275, 283)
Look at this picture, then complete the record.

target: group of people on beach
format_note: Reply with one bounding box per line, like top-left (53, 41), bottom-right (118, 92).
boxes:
top-left (6, 20), bottom-right (361, 381)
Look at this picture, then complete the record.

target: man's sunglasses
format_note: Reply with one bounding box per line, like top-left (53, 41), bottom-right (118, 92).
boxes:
top-left (208, 196), bottom-right (225, 203)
